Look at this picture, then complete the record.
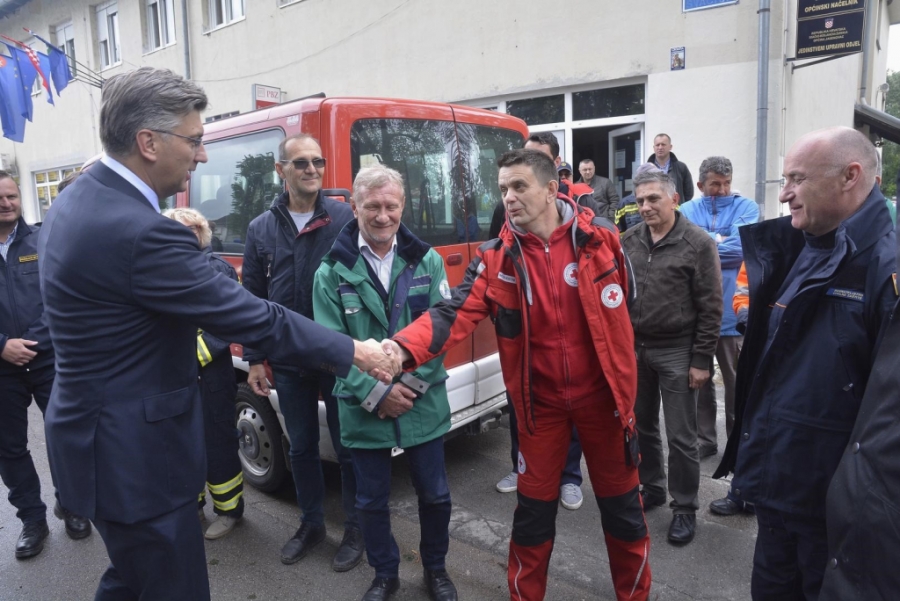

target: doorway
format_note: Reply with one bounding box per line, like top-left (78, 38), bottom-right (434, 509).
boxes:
top-left (571, 124), bottom-right (643, 198)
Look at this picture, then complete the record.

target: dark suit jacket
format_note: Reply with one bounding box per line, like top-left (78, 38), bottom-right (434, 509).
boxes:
top-left (38, 161), bottom-right (355, 524)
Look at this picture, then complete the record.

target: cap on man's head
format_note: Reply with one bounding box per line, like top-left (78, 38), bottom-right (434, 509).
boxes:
top-left (558, 161), bottom-right (573, 174)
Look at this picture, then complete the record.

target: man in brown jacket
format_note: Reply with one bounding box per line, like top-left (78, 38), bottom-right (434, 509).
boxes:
top-left (622, 170), bottom-right (723, 545)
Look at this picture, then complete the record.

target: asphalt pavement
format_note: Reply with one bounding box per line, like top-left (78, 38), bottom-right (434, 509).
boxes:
top-left (0, 381), bottom-right (755, 600)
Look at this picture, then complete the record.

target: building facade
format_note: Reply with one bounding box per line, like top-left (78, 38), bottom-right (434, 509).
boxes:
top-left (0, 0), bottom-right (895, 222)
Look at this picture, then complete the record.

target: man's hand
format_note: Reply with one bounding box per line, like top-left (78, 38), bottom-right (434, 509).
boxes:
top-left (1, 339), bottom-right (38, 366)
top-left (248, 363), bottom-right (270, 396)
top-left (366, 339), bottom-right (411, 383)
top-left (377, 383), bottom-right (417, 419)
top-left (689, 367), bottom-right (710, 390)
top-left (353, 339), bottom-right (401, 383)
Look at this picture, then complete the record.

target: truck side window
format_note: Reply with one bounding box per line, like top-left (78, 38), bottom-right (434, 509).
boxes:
top-left (351, 119), bottom-right (524, 246)
top-left (189, 129), bottom-right (284, 254)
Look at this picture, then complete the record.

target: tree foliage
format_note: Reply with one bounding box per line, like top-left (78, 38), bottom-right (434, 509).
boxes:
top-left (880, 70), bottom-right (900, 198)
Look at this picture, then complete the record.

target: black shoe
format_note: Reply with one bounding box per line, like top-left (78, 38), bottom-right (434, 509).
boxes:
top-left (640, 489), bottom-right (666, 510)
top-left (15, 520), bottom-right (49, 559)
top-left (280, 522), bottom-right (326, 565)
top-left (332, 527), bottom-right (364, 572)
top-left (425, 569), bottom-right (458, 601)
top-left (709, 496), bottom-right (755, 516)
top-left (53, 502), bottom-right (92, 540)
top-left (361, 577), bottom-right (399, 601)
top-left (698, 445), bottom-right (718, 459)
top-left (668, 513), bottom-right (696, 544)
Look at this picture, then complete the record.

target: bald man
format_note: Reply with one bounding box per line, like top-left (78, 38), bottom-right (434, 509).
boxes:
top-left (712, 127), bottom-right (897, 600)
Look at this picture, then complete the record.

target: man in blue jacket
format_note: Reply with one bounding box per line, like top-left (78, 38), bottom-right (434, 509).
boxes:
top-left (38, 67), bottom-right (396, 601)
top-left (712, 127), bottom-right (897, 600)
top-left (680, 157), bottom-right (759, 465)
top-left (241, 134), bottom-right (362, 570)
top-left (0, 173), bottom-right (92, 559)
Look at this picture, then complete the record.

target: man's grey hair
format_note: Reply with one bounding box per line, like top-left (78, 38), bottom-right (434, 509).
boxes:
top-left (633, 170), bottom-right (676, 198)
top-left (353, 164), bottom-right (405, 203)
top-left (162, 207), bottom-right (211, 249)
top-left (278, 133), bottom-right (320, 162)
top-left (100, 67), bottom-right (208, 157)
top-left (698, 156), bottom-right (733, 184)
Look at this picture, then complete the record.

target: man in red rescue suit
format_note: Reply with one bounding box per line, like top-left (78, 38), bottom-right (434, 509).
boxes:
top-left (384, 149), bottom-right (651, 601)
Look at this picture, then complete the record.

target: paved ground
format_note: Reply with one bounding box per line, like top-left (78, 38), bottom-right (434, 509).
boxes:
top-left (0, 381), bottom-right (755, 600)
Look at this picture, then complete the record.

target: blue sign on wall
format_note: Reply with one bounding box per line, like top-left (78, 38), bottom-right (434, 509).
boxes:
top-left (684, 0), bottom-right (739, 12)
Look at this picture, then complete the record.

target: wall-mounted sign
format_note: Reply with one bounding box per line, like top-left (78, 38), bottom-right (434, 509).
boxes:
top-left (683, 0), bottom-right (738, 12)
top-left (671, 47), bottom-right (686, 71)
top-left (794, 0), bottom-right (866, 61)
top-left (252, 84), bottom-right (282, 110)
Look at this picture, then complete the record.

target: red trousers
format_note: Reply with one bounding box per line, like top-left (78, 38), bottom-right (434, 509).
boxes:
top-left (508, 393), bottom-right (651, 601)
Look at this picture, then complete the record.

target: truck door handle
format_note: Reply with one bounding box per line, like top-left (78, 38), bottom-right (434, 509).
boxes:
top-left (446, 253), bottom-right (463, 266)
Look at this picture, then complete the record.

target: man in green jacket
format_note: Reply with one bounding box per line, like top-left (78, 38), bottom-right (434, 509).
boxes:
top-left (313, 165), bottom-right (457, 601)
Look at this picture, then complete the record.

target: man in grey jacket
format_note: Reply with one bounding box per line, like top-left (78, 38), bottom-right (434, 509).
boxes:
top-left (622, 169), bottom-right (723, 546)
top-left (577, 158), bottom-right (619, 222)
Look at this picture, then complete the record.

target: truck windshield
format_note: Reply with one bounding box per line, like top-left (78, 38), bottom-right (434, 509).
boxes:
top-left (351, 119), bottom-right (522, 248)
top-left (189, 129), bottom-right (283, 255)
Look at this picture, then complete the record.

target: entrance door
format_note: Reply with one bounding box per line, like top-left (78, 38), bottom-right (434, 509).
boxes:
top-left (608, 124), bottom-right (643, 199)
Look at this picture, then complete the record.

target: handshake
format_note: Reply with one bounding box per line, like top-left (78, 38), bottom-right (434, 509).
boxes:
top-left (353, 338), bottom-right (410, 383)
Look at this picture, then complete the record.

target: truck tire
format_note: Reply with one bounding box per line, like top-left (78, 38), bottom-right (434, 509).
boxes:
top-left (235, 382), bottom-right (287, 493)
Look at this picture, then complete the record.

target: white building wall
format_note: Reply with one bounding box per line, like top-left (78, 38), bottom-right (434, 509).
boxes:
top-left (0, 0), bottom-right (891, 222)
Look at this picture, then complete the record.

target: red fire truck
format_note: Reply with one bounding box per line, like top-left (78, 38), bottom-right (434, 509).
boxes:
top-left (176, 96), bottom-right (528, 491)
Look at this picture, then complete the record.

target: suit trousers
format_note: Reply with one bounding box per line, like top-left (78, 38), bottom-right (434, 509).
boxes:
top-left (0, 365), bottom-right (55, 524)
top-left (273, 369), bottom-right (358, 530)
top-left (93, 500), bottom-right (210, 601)
top-left (751, 507), bottom-right (828, 601)
top-left (634, 345), bottom-right (700, 514)
top-left (508, 394), bottom-right (583, 486)
top-left (697, 336), bottom-right (742, 449)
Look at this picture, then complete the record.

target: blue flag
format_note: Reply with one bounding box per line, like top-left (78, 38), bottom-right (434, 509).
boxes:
top-left (36, 50), bottom-right (53, 105)
top-left (0, 55), bottom-right (26, 142)
top-left (27, 30), bottom-right (71, 95)
top-left (6, 45), bottom-right (35, 121)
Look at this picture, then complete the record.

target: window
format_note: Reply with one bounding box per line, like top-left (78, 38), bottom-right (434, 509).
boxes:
top-left (146, 0), bottom-right (176, 51)
top-left (190, 129), bottom-right (283, 254)
top-left (351, 119), bottom-right (525, 247)
top-left (572, 85), bottom-right (645, 121)
top-left (34, 166), bottom-right (79, 220)
top-left (209, 0), bottom-right (245, 28)
top-left (506, 95), bottom-right (564, 126)
top-left (53, 22), bottom-right (76, 76)
top-left (96, 2), bottom-right (121, 69)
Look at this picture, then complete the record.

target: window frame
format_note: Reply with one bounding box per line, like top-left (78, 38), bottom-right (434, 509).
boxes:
top-left (33, 165), bottom-right (80, 220)
top-left (208, 0), bottom-right (245, 30)
top-left (146, 0), bottom-right (177, 52)
top-left (52, 21), bottom-right (77, 76)
top-left (96, 1), bottom-right (121, 70)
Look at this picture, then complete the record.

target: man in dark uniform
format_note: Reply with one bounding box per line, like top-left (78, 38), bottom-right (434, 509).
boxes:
top-left (0, 171), bottom-right (91, 559)
top-left (37, 67), bottom-right (397, 601)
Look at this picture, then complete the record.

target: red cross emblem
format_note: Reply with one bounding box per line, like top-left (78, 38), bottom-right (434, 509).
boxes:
top-left (607, 289), bottom-right (619, 302)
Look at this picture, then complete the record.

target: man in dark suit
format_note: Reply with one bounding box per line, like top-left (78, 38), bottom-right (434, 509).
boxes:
top-left (37, 67), bottom-right (397, 601)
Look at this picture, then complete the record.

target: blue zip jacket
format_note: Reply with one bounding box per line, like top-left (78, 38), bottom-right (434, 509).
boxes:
top-left (713, 187), bottom-right (897, 518)
top-left (679, 194), bottom-right (759, 336)
top-left (0, 217), bottom-right (53, 376)
top-left (242, 190), bottom-right (353, 368)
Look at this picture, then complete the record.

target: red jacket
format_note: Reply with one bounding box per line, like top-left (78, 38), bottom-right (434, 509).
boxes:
top-left (395, 199), bottom-right (640, 463)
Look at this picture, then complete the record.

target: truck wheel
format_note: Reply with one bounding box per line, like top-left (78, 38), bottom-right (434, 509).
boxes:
top-left (235, 383), bottom-right (287, 493)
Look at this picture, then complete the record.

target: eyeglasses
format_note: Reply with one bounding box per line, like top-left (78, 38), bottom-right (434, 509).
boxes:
top-left (150, 129), bottom-right (204, 150)
top-left (280, 158), bottom-right (326, 170)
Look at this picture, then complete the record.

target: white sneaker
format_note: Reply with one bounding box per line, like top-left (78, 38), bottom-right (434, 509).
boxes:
top-left (496, 472), bottom-right (518, 493)
top-left (560, 483), bottom-right (584, 510)
top-left (204, 515), bottom-right (241, 540)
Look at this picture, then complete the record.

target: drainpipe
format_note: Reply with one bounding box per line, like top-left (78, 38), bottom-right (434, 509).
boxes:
top-left (858, 0), bottom-right (878, 103)
top-left (755, 0), bottom-right (771, 218)
top-left (181, 0), bottom-right (192, 79)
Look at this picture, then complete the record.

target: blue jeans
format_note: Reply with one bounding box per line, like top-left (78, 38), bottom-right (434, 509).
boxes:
top-left (351, 436), bottom-right (452, 578)
top-left (0, 365), bottom-right (56, 524)
top-left (273, 369), bottom-right (357, 529)
top-left (509, 394), bottom-right (583, 486)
